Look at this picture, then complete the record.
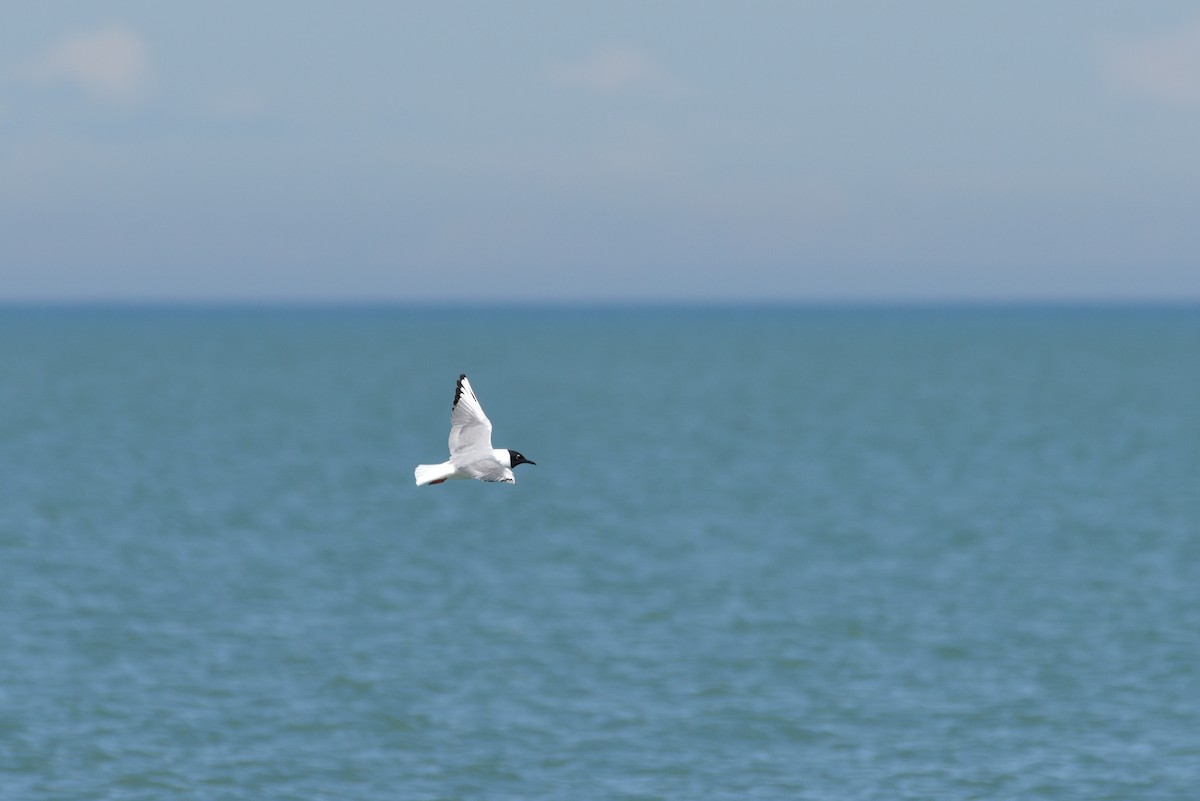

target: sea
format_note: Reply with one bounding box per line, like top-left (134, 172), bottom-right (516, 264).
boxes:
top-left (1, 306), bottom-right (1197, 800)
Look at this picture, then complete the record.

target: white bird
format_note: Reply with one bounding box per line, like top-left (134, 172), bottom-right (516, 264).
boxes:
top-left (414, 373), bottom-right (535, 486)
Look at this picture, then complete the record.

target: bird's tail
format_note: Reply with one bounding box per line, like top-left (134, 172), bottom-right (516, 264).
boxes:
top-left (414, 462), bottom-right (456, 486)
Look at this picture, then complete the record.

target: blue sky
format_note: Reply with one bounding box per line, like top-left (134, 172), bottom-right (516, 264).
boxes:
top-left (2, 2), bottom-right (1198, 303)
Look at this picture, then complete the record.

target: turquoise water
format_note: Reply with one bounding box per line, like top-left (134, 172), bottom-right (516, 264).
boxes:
top-left (2, 307), bottom-right (1198, 800)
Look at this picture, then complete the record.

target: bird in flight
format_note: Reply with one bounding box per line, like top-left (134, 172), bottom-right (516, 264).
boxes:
top-left (414, 373), bottom-right (535, 486)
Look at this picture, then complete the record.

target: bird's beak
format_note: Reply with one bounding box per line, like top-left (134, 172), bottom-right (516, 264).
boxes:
top-left (526, 460), bottom-right (536, 466)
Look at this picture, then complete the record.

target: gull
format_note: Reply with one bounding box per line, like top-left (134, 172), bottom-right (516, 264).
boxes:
top-left (414, 373), bottom-right (535, 486)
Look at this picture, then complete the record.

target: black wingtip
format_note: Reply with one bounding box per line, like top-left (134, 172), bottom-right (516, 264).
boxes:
top-left (453, 373), bottom-right (467, 407)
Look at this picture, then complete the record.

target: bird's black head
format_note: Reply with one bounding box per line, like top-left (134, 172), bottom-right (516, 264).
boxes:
top-left (507, 449), bottom-right (535, 468)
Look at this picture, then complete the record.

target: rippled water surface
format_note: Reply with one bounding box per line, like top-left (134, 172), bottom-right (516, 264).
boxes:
top-left (2, 307), bottom-right (1198, 800)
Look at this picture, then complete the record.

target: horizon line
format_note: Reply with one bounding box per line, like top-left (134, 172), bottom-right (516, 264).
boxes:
top-left (1, 296), bottom-right (1199, 313)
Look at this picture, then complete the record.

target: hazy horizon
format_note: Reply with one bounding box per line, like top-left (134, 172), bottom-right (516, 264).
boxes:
top-left (4, 3), bottom-right (1199, 304)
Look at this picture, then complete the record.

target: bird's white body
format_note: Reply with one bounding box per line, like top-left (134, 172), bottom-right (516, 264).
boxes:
top-left (415, 448), bottom-right (515, 486)
top-left (414, 374), bottom-right (534, 486)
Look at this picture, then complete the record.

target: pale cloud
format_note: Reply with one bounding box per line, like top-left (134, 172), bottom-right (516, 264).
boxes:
top-left (550, 46), bottom-right (682, 94)
top-left (26, 24), bottom-right (153, 106)
top-left (1103, 16), bottom-right (1200, 106)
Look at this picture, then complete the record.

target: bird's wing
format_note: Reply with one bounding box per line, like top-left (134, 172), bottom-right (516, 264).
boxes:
top-left (448, 373), bottom-right (495, 457)
top-left (459, 457), bottom-right (516, 484)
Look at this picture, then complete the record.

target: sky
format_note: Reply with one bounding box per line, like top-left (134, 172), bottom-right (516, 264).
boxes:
top-left (2, 2), bottom-right (1199, 304)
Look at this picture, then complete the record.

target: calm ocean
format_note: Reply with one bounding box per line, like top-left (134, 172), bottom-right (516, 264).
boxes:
top-left (1, 307), bottom-right (1198, 800)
